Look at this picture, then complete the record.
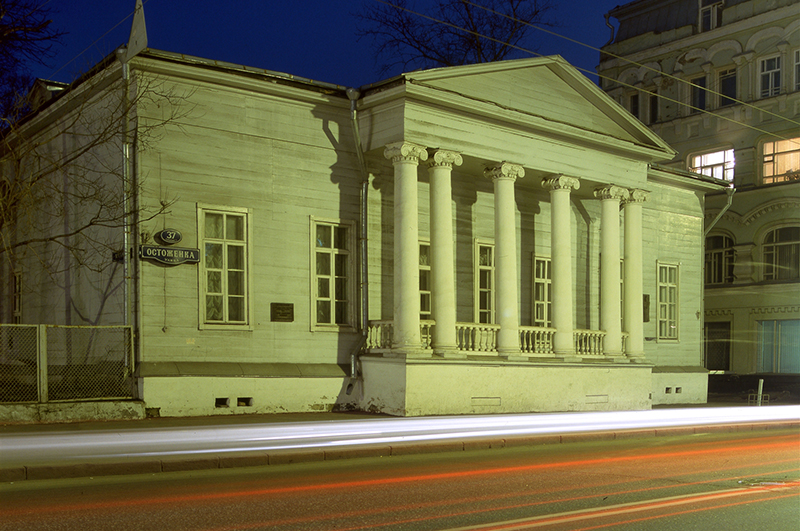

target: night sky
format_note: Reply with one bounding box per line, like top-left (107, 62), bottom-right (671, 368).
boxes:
top-left (29, 0), bottom-right (624, 88)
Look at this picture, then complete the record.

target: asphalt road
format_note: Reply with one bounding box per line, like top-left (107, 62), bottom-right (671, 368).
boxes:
top-left (2, 428), bottom-right (797, 530)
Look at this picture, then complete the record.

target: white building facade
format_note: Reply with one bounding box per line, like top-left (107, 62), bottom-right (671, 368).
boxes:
top-left (1, 49), bottom-right (727, 420)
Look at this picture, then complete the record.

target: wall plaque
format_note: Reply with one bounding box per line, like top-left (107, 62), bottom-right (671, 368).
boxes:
top-left (271, 303), bottom-right (294, 322)
top-left (140, 245), bottom-right (200, 265)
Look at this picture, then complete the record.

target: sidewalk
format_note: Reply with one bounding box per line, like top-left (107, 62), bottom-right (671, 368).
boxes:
top-left (2, 398), bottom-right (798, 483)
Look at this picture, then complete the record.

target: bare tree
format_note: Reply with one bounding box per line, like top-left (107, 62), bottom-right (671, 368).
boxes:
top-left (0, 58), bottom-right (190, 325)
top-left (0, 0), bottom-right (64, 120)
top-left (355, 0), bottom-right (555, 76)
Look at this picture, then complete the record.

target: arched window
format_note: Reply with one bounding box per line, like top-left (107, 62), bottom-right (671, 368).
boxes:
top-left (705, 235), bottom-right (734, 284)
top-left (763, 227), bottom-right (800, 281)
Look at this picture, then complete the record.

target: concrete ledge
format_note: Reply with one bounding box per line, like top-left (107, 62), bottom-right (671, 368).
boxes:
top-left (4, 420), bottom-right (797, 482)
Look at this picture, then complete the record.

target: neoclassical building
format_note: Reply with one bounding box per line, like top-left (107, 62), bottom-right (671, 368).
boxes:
top-left (1, 44), bottom-right (727, 419)
top-left (599, 0), bottom-right (800, 386)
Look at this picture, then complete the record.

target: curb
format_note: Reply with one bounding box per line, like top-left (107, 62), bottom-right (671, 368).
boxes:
top-left (2, 420), bottom-right (797, 483)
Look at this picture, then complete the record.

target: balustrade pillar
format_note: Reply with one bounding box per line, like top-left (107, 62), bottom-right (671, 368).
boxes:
top-left (543, 175), bottom-right (580, 355)
top-left (486, 163), bottom-right (524, 356)
top-left (623, 189), bottom-right (649, 360)
top-left (385, 141), bottom-right (427, 357)
top-left (595, 185), bottom-right (629, 357)
top-left (429, 150), bottom-right (462, 358)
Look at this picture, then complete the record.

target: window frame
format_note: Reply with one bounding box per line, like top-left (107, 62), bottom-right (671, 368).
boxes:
top-left (419, 241), bottom-right (432, 321)
top-left (689, 74), bottom-right (707, 114)
top-left (698, 0), bottom-right (722, 33)
top-left (310, 217), bottom-right (357, 331)
top-left (759, 55), bottom-right (781, 98)
top-left (657, 262), bottom-right (680, 341)
top-left (705, 234), bottom-right (735, 285)
top-left (689, 148), bottom-right (735, 182)
top-left (717, 67), bottom-right (736, 107)
top-left (474, 240), bottom-right (495, 324)
top-left (794, 49), bottom-right (800, 92)
top-left (532, 255), bottom-right (552, 328)
top-left (762, 226), bottom-right (800, 282)
top-left (761, 136), bottom-right (800, 184)
top-left (197, 204), bottom-right (252, 330)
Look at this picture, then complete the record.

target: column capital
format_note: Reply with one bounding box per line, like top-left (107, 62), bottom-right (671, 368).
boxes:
top-left (384, 141), bottom-right (428, 164)
top-left (594, 185), bottom-right (630, 202)
top-left (484, 162), bottom-right (524, 182)
top-left (542, 174), bottom-right (580, 192)
top-left (428, 149), bottom-right (463, 168)
top-left (625, 189), bottom-right (650, 204)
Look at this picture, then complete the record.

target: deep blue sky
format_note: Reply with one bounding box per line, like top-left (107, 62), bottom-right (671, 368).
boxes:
top-left (30, 1), bottom-right (624, 88)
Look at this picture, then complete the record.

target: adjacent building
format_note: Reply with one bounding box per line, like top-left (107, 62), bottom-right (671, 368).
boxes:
top-left (1, 44), bottom-right (727, 420)
top-left (598, 0), bottom-right (800, 388)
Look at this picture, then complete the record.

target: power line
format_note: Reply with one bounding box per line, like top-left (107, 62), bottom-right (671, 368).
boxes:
top-left (371, 0), bottom-right (800, 145)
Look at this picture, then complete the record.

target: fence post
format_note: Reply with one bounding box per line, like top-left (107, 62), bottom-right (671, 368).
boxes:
top-left (37, 325), bottom-right (48, 403)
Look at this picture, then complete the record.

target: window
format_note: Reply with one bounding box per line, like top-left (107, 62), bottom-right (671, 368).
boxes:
top-left (763, 227), bottom-right (800, 281)
top-left (690, 149), bottom-right (735, 182)
top-left (704, 322), bottom-right (731, 371)
top-left (629, 93), bottom-right (639, 119)
top-left (12, 271), bottom-right (21, 324)
top-left (199, 206), bottom-right (249, 326)
top-left (758, 320), bottom-right (800, 373)
top-left (475, 242), bottom-right (494, 324)
top-left (795, 50), bottom-right (800, 91)
top-left (762, 137), bottom-right (800, 184)
top-left (533, 257), bottom-right (551, 327)
top-left (312, 220), bottom-right (355, 328)
top-left (699, 0), bottom-right (722, 32)
top-left (657, 263), bottom-right (679, 340)
top-left (690, 75), bottom-right (706, 113)
top-left (420, 243), bottom-right (431, 321)
top-left (718, 68), bottom-right (736, 107)
top-left (648, 93), bottom-right (659, 124)
top-left (760, 56), bottom-right (781, 98)
top-left (705, 235), bottom-right (734, 285)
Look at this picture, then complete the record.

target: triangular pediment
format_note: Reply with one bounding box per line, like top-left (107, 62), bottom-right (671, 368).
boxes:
top-left (402, 56), bottom-right (673, 158)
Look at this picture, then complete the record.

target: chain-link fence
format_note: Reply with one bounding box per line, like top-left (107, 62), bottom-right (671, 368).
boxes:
top-left (0, 325), bottom-right (135, 403)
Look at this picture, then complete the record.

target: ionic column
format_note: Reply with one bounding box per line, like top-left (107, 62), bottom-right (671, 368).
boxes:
top-left (428, 150), bottom-right (462, 358)
top-left (623, 189), bottom-right (649, 360)
top-left (385, 141), bottom-right (428, 357)
top-left (485, 163), bottom-right (524, 356)
top-left (594, 185), bottom-right (630, 358)
top-left (542, 175), bottom-right (580, 355)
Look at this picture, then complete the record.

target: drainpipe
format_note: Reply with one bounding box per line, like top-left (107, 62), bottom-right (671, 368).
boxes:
top-left (347, 88), bottom-right (369, 387)
top-left (704, 186), bottom-right (736, 237)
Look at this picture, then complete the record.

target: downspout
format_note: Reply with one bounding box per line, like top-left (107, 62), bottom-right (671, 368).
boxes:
top-left (704, 186), bottom-right (735, 237)
top-left (346, 88), bottom-right (369, 389)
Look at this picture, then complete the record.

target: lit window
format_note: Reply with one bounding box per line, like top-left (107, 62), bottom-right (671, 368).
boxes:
top-left (762, 137), bottom-right (800, 184)
top-left (313, 220), bottom-right (355, 328)
top-left (420, 243), bottom-right (431, 321)
top-left (758, 320), bottom-right (800, 373)
top-left (699, 0), bottom-right (722, 32)
top-left (657, 263), bottom-right (679, 340)
top-left (533, 257), bottom-right (551, 327)
top-left (763, 227), bottom-right (800, 281)
top-left (705, 235), bottom-right (734, 285)
top-left (760, 56), bottom-right (781, 98)
top-left (690, 149), bottom-right (735, 182)
top-left (475, 242), bottom-right (494, 324)
top-left (199, 207), bottom-right (249, 326)
top-left (718, 69), bottom-right (736, 107)
top-left (690, 75), bottom-right (706, 113)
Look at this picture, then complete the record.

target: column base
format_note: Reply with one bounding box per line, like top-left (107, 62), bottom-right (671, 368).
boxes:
top-left (435, 348), bottom-right (467, 359)
top-left (505, 354), bottom-right (530, 362)
top-left (387, 347), bottom-right (431, 359)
